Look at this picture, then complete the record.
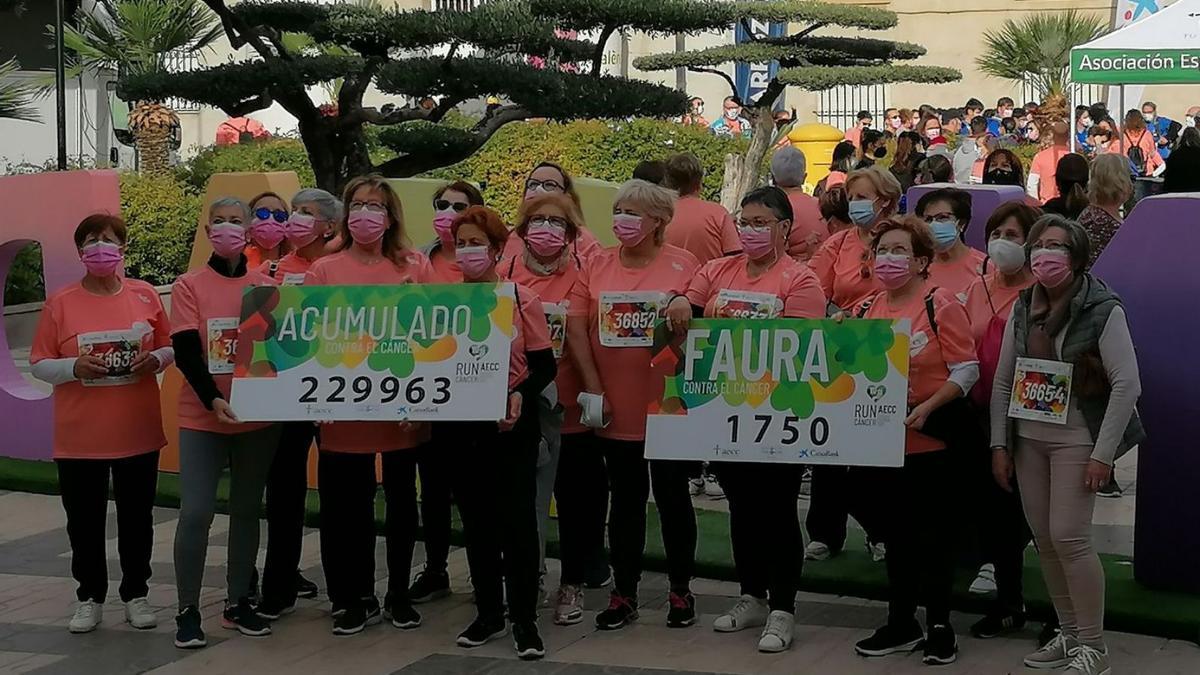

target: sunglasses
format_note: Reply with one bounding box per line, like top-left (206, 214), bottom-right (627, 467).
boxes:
top-left (434, 199), bottom-right (470, 213)
top-left (254, 207), bottom-right (288, 223)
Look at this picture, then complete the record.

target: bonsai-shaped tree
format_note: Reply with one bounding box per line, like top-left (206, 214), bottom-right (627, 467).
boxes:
top-left (618, 0), bottom-right (960, 204)
top-left (119, 0), bottom-right (692, 192)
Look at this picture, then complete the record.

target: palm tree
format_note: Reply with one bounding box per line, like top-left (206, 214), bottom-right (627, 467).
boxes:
top-left (0, 58), bottom-right (39, 122)
top-left (52, 0), bottom-right (222, 174)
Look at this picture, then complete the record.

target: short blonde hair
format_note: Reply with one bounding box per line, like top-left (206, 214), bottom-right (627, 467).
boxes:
top-left (1088, 153), bottom-right (1133, 206)
top-left (845, 166), bottom-right (902, 216)
top-left (614, 179), bottom-right (677, 244)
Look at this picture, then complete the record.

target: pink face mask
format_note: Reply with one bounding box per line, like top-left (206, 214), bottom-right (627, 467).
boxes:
top-left (1030, 248), bottom-right (1073, 288)
top-left (285, 212), bottom-right (319, 248)
top-left (737, 226), bottom-right (775, 260)
top-left (433, 210), bottom-right (457, 245)
top-left (612, 213), bottom-right (649, 247)
top-left (525, 222), bottom-right (567, 257)
top-left (250, 218), bottom-right (286, 250)
top-left (455, 245), bottom-right (495, 279)
top-left (80, 241), bottom-right (123, 278)
top-left (209, 222), bottom-right (247, 259)
top-left (874, 253), bottom-right (914, 290)
top-left (347, 208), bottom-right (388, 245)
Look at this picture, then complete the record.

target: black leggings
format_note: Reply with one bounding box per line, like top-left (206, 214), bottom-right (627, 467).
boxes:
top-left (555, 432), bottom-right (608, 586)
top-left (416, 429), bottom-right (453, 574)
top-left (805, 465), bottom-right (884, 552)
top-left (971, 448), bottom-right (1032, 613)
top-left (262, 421), bottom-right (315, 605)
top-left (716, 462), bottom-right (804, 612)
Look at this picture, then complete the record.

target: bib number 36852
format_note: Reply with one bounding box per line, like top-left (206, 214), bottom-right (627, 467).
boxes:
top-left (598, 291), bottom-right (665, 347)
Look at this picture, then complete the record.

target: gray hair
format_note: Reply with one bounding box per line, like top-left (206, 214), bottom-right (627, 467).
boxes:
top-left (770, 147), bottom-right (808, 188)
top-left (614, 179), bottom-right (677, 229)
top-left (1027, 214), bottom-right (1091, 273)
top-left (292, 188), bottom-right (343, 223)
top-left (209, 196), bottom-right (250, 223)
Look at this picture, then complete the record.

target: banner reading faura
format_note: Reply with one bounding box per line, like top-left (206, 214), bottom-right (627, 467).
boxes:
top-left (645, 318), bottom-right (910, 467)
top-left (229, 283), bottom-right (515, 422)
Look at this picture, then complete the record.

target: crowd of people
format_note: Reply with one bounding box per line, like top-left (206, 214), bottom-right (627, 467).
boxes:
top-left (31, 132), bottom-right (1145, 674)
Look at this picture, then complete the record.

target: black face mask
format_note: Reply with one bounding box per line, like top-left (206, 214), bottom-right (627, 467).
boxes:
top-left (984, 168), bottom-right (1017, 185)
top-left (873, 146), bottom-right (888, 159)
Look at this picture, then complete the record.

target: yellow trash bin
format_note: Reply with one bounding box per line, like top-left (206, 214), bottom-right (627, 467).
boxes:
top-left (786, 123), bottom-right (845, 188)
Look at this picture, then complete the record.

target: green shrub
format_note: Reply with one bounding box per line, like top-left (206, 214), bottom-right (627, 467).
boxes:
top-left (121, 173), bottom-right (203, 286)
top-left (177, 138), bottom-right (316, 192)
top-left (4, 244), bottom-right (44, 306)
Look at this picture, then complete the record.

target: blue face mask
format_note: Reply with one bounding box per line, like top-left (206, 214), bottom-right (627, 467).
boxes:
top-left (848, 199), bottom-right (877, 227)
top-left (930, 219), bottom-right (961, 250)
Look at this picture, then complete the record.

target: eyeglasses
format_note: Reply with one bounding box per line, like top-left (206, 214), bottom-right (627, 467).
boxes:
top-left (434, 199), bottom-right (470, 212)
top-left (254, 207), bottom-right (288, 223)
top-left (528, 216), bottom-right (568, 230)
top-left (525, 178), bottom-right (564, 193)
top-left (736, 218), bottom-right (778, 230)
top-left (349, 201), bottom-right (387, 212)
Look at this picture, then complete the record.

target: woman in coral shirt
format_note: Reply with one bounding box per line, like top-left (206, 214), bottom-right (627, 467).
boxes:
top-left (852, 217), bottom-right (980, 666)
top-left (809, 167), bottom-right (900, 312)
top-left (503, 162), bottom-right (602, 260)
top-left (566, 179), bottom-right (700, 632)
top-left (303, 176), bottom-right (433, 637)
top-left (913, 188), bottom-right (987, 300)
top-left (30, 214), bottom-right (173, 636)
top-left (245, 192), bottom-right (290, 269)
top-left (170, 197), bottom-right (278, 647)
top-left (664, 187), bottom-right (826, 654)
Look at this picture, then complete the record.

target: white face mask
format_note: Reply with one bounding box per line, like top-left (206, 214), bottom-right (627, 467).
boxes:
top-left (988, 238), bottom-right (1027, 274)
top-left (724, 107), bottom-right (741, 120)
top-left (1187, 117), bottom-right (1197, 128)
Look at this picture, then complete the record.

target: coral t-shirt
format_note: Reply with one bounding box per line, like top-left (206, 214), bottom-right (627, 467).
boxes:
top-left (257, 252), bottom-right (314, 285)
top-left (170, 265), bottom-right (275, 435)
top-left (863, 283), bottom-right (977, 452)
top-left (503, 254), bottom-right (585, 432)
top-left (785, 191), bottom-right (830, 263)
top-left (666, 195), bottom-right (741, 264)
top-left (508, 282), bottom-right (554, 391)
top-left (962, 271), bottom-right (1035, 345)
top-left (567, 245), bottom-right (700, 441)
top-left (304, 250), bottom-right (435, 453)
top-left (31, 280), bottom-right (171, 459)
top-left (928, 247), bottom-right (987, 300)
top-left (427, 246), bottom-right (462, 283)
top-left (685, 254), bottom-right (826, 320)
top-left (809, 228), bottom-right (879, 311)
top-left (1029, 145), bottom-right (1069, 202)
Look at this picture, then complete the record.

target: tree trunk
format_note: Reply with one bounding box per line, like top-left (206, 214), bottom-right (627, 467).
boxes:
top-left (297, 118), bottom-right (370, 194)
top-left (734, 109), bottom-right (778, 203)
top-left (719, 153), bottom-right (744, 212)
top-left (133, 124), bottom-right (170, 176)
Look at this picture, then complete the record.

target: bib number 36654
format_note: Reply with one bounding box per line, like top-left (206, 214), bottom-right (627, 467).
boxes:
top-left (1008, 357), bottom-right (1073, 425)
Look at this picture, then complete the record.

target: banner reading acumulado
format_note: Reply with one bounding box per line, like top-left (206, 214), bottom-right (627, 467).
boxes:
top-left (229, 283), bottom-right (515, 422)
top-left (645, 318), bottom-right (911, 468)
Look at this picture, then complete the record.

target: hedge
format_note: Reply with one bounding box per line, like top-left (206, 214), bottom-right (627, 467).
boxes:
top-left (120, 173), bottom-right (203, 286)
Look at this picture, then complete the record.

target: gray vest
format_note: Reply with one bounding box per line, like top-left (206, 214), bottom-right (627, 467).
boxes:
top-left (1010, 274), bottom-right (1145, 459)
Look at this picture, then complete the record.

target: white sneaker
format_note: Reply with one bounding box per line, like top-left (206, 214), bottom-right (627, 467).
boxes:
top-left (969, 563), bottom-right (997, 595)
top-left (688, 477), bottom-right (705, 496)
top-left (869, 541), bottom-right (887, 562)
top-left (804, 541), bottom-right (832, 561)
top-left (1064, 644), bottom-right (1111, 675)
top-left (757, 610), bottom-right (794, 653)
top-left (703, 475), bottom-right (725, 499)
top-left (69, 600), bottom-right (102, 634)
top-left (713, 594), bottom-right (768, 633)
top-left (124, 597), bottom-right (157, 629)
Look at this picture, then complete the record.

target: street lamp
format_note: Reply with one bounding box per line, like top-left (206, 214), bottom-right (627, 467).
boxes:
top-left (54, 0), bottom-right (67, 170)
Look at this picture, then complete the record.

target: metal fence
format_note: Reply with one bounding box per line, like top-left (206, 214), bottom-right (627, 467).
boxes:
top-left (1020, 79), bottom-right (1107, 110)
top-left (162, 50), bottom-right (200, 112)
top-left (433, 0), bottom-right (483, 10)
top-left (815, 84), bottom-right (888, 132)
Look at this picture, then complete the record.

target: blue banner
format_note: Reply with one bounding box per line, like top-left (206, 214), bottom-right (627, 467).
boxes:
top-left (734, 20), bottom-right (787, 105)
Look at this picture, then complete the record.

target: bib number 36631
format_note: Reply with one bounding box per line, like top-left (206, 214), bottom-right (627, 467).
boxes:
top-left (1008, 357), bottom-right (1073, 425)
top-left (77, 330), bottom-right (141, 387)
top-left (598, 291), bottom-right (665, 347)
top-left (207, 317), bottom-right (239, 375)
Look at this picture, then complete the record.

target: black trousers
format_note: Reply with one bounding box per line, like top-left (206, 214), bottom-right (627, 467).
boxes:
top-left (856, 449), bottom-right (961, 628)
top-left (262, 421), bottom-right (315, 605)
top-left (970, 449), bottom-right (1032, 613)
top-left (416, 429), bottom-right (453, 574)
top-left (555, 432), bottom-right (606, 586)
top-left (716, 462), bottom-right (804, 612)
top-left (805, 465), bottom-right (884, 551)
top-left (56, 451), bottom-right (159, 603)
top-left (317, 448), bottom-right (419, 610)
top-left (449, 403), bottom-right (542, 624)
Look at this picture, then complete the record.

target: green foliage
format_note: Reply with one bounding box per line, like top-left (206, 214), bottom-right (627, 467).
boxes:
top-left (733, 0), bottom-right (896, 29)
top-left (977, 10), bottom-right (1108, 99)
top-left (426, 119), bottom-right (744, 221)
top-left (120, 173), bottom-right (202, 286)
top-left (5, 244), bottom-right (44, 306)
top-left (633, 39), bottom-right (925, 70)
top-left (530, 0), bottom-right (738, 34)
top-left (0, 58), bottom-right (39, 122)
top-left (177, 139), bottom-right (316, 192)
top-left (377, 122), bottom-right (480, 158)
top-left (776, 64), bottom-right (961, 91)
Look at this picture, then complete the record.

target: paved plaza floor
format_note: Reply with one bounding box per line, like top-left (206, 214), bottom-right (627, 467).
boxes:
top-left (0, 488), bottom-right (1195, 675)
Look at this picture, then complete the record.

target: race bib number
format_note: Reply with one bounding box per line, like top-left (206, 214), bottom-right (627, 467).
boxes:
top-left (713, 289), bottom-right (782, 320)
top-left (599, 291), bottom-right (665, 347)
top-left (77, 330), bottom-right (141, 387)
top-left (282, 273), bottom-right (306, 286)
top-left (543, 302), bottom-right (567, 360)
top-left (1008, 357), bottom-right (1073, 425)
top-left (206, 317), bottom-right (239, 375)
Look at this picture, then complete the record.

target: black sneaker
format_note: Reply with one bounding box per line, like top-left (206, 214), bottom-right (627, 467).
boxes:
top-left (222, 599), bottom-right (271, 637)
top-left (584, 564), bottom-right (613, 589)
top-left (666, 591), bottom-right (696, 628)
top-left (332, 598), bottom-right (382, 636)
top-left (407, 568), bottom-right (451, 604)
top-left (255, 597), bottom-right (296, 621)
top-left (922, 623), bottom-right (958, 665)
top-left (174, 606), bottom-right (207, 649)
top-left (512, 621), bottom-right (546, 660)
top-left (296, 572), bottom-right (319, 600)
top-left (1097, 476), bottom-right (1123, 498)
top-left (854, 621), bottom-right (925, 657)
top-left (385, 600), bottom-right (421, 630)
top-left (456, 615), bottom-right (508, 647)
top-left (970, 609), bottom-right (1026, 639)
top-left (595, 592), bottom-right (638, 630)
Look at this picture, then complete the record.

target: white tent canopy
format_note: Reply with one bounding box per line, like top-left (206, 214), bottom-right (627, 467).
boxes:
top-left (1072, 0), bottom-right (1200, 85)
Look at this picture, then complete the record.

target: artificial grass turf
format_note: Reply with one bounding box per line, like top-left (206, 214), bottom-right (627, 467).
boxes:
top-left (1, 457), bottom-right (1196, 643)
